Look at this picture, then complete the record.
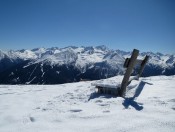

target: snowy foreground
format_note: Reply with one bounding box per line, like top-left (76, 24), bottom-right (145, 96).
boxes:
top-left (0, 76), bottom-right (175, 132)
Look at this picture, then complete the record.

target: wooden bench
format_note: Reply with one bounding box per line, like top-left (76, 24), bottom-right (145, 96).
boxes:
top-left (95, 49), bottom-right (149, 97)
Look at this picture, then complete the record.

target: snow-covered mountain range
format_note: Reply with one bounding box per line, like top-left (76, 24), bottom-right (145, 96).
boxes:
top-left (0, 45), bottom-right (175, 84)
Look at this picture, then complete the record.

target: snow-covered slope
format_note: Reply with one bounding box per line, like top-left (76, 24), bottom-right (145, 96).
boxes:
top-left (0, 46), bottom-right (175, 84)
top-left (0, 75), bottom-right (175, 132)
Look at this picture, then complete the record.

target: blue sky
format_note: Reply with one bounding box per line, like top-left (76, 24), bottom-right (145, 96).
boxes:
top-left (0, 0), bottom-right (175, 54)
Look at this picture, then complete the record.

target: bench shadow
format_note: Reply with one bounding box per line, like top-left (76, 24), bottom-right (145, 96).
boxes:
top-left (88, 92), bottom-right (116, 101)
top-left (122, 98), bottom-right (144, 111)
top-left (89, 80), bottom-right (153, 111)
top-left (122, 81), bottom-right (153, 111)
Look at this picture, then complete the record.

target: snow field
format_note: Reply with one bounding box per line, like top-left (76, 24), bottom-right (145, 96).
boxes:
top-left (0, 75), bottom-right (175, 132)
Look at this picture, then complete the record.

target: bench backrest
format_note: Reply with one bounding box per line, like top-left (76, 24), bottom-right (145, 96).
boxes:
top-left (119, 49), bottom-right (149, 97)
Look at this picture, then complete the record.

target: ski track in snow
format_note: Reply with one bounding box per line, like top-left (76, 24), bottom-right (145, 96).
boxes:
top-left (0, 75), bottom-right (175, 132)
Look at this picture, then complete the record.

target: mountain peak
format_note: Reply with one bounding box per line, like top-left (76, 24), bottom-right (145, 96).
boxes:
top-left (95, 45), bottom-right (108, 51)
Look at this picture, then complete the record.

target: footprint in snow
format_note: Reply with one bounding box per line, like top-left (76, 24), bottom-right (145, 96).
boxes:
top-left (42, 108), bottom-right (48, 111)
top-left (35, 107), bottom-right (40, 109)
top-left (168, 98), bottom-right (175, 102)
top-left (99, 104), bottom-right (109, 106)
top-left (0, 92), bottom-right (16, 95)
top-left (103, 110), bottom-right (110, 113)
top-left (22, 116), bottom-right (35, 125)
top-left (95, 100), bottom-right (103, 103)
top-left (69, 109), bottom-right (82, 113)
top-left (172, 107), bottom-right (175, 110)
top-left (29, 117), bottom-right (35, 122)
top-left (33, 89), bottom-right (44, 92)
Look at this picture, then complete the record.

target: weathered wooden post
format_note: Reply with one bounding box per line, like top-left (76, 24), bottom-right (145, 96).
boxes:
top-left (119, 49), bottom-right (139, 97)
top-left (137, 55), bottom-right (149, 78)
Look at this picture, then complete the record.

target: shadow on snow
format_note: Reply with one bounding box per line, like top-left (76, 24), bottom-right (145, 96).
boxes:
top-left (89, 80), bottom-right (153, 111)
top-left (88, 92), bottom-right (116, 101)
top-left (123, 81), bottom-right (153, 111)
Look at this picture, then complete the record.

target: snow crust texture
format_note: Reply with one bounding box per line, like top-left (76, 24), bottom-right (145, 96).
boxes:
top-left (0, 75), bottom-right (175, 132)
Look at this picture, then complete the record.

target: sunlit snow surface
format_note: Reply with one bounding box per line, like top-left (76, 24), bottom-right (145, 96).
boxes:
top-left (0, 76), bottom-right (175, 132)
